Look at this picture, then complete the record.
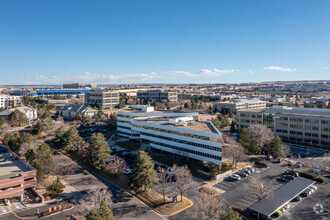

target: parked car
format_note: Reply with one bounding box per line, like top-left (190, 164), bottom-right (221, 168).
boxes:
top-left (301, 190), bottom-right (313, 197)
top-left (266, 155), bottom-right (273, 160)
top-left (284, 170), bottom-right (299, 177)
top-left (310, 185), bottom-right (318, 191)
top-left (246, 167), bottom-right (255, 173)
top-left (291, 196), bottom-right (302, 202)
top-left (282, 175), bottom-right (295, 182)
top-left (313, 166), bottom-right (323, 174)
top-left (229, 174), bottom-right (241, 181)
top-left (236, 171), bottom-right (247, 177)
top-left (242, 168), bottom-right (251, 174)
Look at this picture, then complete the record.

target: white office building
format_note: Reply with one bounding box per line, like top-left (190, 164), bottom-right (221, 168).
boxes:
top-left (0, 95), bottom-right (22, 109)
top-left (117, 105), bottom-right (222, 168)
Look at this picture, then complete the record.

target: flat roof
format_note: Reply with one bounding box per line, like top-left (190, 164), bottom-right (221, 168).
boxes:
top-left (249, 177), bottom-right (315, 217)
top-left (0, 153), bottom-right (31, 181)
top-left (153, 121), bottom-right (217, 134)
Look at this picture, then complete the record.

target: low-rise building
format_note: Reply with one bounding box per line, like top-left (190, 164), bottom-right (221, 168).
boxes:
top-left (85, 90), bottom-right (119, 109)
top-left (0, 145), bottom-right (37, 201)
top-left (237, 106), bottom-right (330, 148)
top-left (117, 105), bottom-right (222, 168)
top-left (0, 107), bottom-right (37, 123)
top-left (217, 98), bottom-right (266, 113)
top-left (0, 95), bottom-right (22, 109)
top-left (59, 105), bottom-right (98, 119)
top-left (137, 90), bottom-right (178, 102)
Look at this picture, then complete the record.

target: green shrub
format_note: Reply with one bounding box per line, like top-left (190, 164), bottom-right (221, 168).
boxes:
top-left (255, 161), bottom-right (268, 168)
top-left (297, 171), bottom-right (325, 184)
top-left (43, 191), bottom-right (56, 197)
top-left (297, 172), bottom-right (314, 179)
top-left (47, 181), bottom-right (65, 194)
top-left (314, 178), bottom-right (325, 184)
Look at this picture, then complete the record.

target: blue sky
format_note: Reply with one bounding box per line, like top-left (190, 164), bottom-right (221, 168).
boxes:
top-left (0, 0), bottom-right (329, 85)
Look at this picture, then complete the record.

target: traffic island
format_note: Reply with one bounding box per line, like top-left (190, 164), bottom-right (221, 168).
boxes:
top-left (132, 190), bottom-right (193, 215)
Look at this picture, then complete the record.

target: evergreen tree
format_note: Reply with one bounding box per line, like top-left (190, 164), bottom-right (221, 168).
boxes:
top-left (129, 151), bottom-right (157, 192)
top-left (248, 138), bottom-right (262, 154)
top-left (97, 110), bottom-right (105, 119)
top-left (87, 133), bottom-right (111, 170)
top-left (230, 121), bottom-right (236, 133)
top-left (99, 201), bottom-right (115, 220)
top-left (8, 109), bottom-right (28, 125)
top-left (86, 210), bottom-right (102, 220)
top-left (25, 149), bottom-right (36, 163)
top-left (63, 127), bottom-right (84, 152)
top-left (53, 126), bottom-right (67, 148)
top-left (239, 128), bottom-right (251, 149)
top-left (265, 136), bottom-right (284, 159)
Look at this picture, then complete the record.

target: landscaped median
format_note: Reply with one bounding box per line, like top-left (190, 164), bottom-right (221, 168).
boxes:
top-left (198, 185), bottom-right (224, 197)
top-left (132, 190), bottom-right (194, 215)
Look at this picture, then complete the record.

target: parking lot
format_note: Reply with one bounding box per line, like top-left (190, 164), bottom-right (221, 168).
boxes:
top-left (215, 162), bottom-right (288, 209)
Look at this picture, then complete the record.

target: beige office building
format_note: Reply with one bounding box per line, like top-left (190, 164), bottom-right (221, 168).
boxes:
top-left (85, 89), bottom-right (119, 109)
top-left (237, 106), bottom-right (330, 148)
top-left (217, 99), bottom-right (266, 113)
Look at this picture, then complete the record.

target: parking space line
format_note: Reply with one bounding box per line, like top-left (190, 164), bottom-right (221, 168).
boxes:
top-left (237, 202), bottom-right (250, 207)
top-left (244, 197), bottom-right (257, 202)
top-left (220, 182), bottom-right (234, 187)
top-left (216, 184), bottom-right (230, 190)
top-left (240, 199), bottom-right (254, 204)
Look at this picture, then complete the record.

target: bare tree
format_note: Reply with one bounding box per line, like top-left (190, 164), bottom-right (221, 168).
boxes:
top-left (193, 192), bottom-right (225, 220)
top-left (247, 175), bottom-right (268, 200)
top-left (75, 186), bottom-right (112, 216)
top-left (157, 166), bottom-right (171, 204)
top-left (0, 123), bottom-right (9, 137)
top-left (248, 124), bottom-right (274, 147)
top-left (104, 156), bottom-right (128, 175)
top-left (223, 145), bottom-right (247, 168)
top-left (19, 141), bottom-right (37, 157)
top-left (173, 164), bottom-right (196, 202)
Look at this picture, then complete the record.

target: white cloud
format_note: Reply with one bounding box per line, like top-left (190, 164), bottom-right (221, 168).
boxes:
top-left (199, 69), bottom-right (238, 76)
top-left (165, 71), bottom-right (196, 77)
top-left (323, 67), bottom-right (328, 70)
top-left (22, 67), bottom-right (242, 84)
top-left (264, 66), bottom-right (296, 72)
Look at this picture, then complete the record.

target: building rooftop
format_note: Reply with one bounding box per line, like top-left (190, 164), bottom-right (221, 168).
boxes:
top-left (249, 177), bottom-right (315, 217)
top-left (151, 121), bottom-right (218, 134)
top-left (238, 106), bottom-right (330, 117)
top-left (218, 98), bottom-right (265, 104)
top-left (0, 153), bottom-right (32, 181)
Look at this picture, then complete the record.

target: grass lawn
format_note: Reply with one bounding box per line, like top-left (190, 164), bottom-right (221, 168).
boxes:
top-left (116, 141), bottom-right (141, 151)
top-left (134, 190), bottom-right (193, 215)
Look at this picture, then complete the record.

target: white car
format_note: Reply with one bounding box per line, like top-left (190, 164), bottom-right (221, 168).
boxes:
top-left (229, 174), bottom-right (241, 181)
top-left (310, 185), bottom-right (318, 191)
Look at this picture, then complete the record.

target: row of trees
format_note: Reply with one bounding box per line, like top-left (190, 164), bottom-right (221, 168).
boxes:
top-left (128, 151), bottom-right (195, 204)
top-left (240, 124), bottom-right (284, 158)
top-left (2, 132), bottom-right (34, 156)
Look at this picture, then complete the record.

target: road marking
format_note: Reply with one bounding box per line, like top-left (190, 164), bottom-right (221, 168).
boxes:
top-left (244, 197), bottom-right (257, 202)
top-left (216, 185), bottom-right (229, 190)
top-left (240, 199), bottom-right (254, 204)
top-left (220, 182), bottom-right (234, 187)
top-left (237, 202), bottom-right (250, 207)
